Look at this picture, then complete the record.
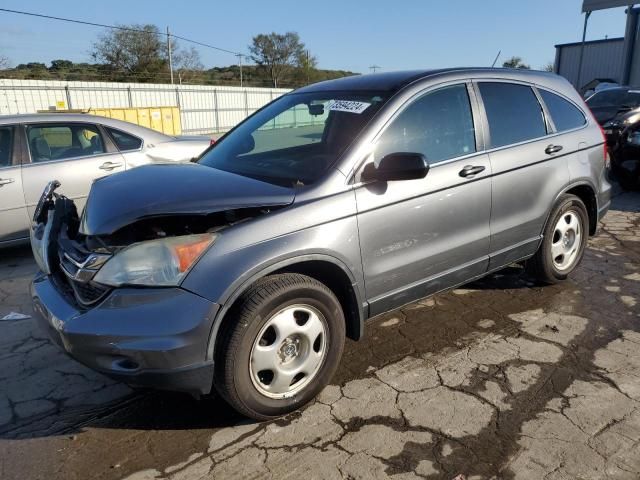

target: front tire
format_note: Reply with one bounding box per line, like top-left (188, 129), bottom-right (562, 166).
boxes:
top-left (526, 194), bottom-right (589, 284)
top-left (213, 273), bottom-right (345, 420)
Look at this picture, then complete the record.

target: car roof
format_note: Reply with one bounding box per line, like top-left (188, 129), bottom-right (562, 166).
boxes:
top-left (294, 67), bottom-right (568, 95)
top-left (0, 113), bottom-right (173, 142)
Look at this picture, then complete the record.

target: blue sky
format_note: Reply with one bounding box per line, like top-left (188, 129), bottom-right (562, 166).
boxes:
top-left (0, 0), bottom-right (630, 73)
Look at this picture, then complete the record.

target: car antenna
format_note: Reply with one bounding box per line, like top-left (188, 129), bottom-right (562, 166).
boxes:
top-left (491, 50), bottom-right (501, 68)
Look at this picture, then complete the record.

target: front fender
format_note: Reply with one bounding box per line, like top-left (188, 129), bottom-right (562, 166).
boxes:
top-left (180, 214), bottom-right (364, 360)
top-left (202, 252), bottom-right (364, 362)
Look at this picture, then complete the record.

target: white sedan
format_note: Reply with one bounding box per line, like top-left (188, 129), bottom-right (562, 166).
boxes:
top-left (0, 113), bottom-right (212, 246)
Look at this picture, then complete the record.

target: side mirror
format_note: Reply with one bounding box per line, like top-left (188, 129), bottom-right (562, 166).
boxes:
top-left (233, 134), bottom-right (255, 155)
top-left (367, 152), bottom-right (429, 182)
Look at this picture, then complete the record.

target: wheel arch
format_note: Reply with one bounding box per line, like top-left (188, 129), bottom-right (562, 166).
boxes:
top-left (206, 254), bottom-right (366, 362)
top-left (545, 181), bottom-right (598, 236)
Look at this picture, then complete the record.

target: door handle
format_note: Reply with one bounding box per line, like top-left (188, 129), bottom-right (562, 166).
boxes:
top-left (99, 161), bottom-right (123, 171)
top-left (545, 144), bottom-right (563, 155)
top-left (0, 177), bottom-right (15, 186)
top-left (459, 165), bottom-right (486, 178)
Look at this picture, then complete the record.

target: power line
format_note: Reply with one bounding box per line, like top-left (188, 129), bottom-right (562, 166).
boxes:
top-left (0, 7), bottom-right (243, 56)
top-left (171, 33), bottom-right (243, 56)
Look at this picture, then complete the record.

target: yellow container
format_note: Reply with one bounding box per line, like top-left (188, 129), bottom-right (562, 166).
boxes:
top-left (38, 107), bottom-right (182, 135)
top-left (88, 107), bottom-right (182, 135)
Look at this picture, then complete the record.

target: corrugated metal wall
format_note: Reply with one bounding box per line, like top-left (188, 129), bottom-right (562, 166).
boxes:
top-left (555, 38), bottom-right (625, 89)
top-left (0, 79), bottom-right (292, 134)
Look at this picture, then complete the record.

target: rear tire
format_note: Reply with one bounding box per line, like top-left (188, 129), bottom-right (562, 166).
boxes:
top-left (213, 273), bottom-right (345, 421)
top-left (526, 194), bottom-right (589, 284)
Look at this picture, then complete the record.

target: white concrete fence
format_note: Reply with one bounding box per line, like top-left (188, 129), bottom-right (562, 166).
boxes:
top-left (0, 79), bottom-right (293, 134)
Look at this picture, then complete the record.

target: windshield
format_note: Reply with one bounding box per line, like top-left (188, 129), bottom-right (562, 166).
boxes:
top-left (198, 90), bottom-right (388, 187)
top-left (587, 89), bottom-right (640, 108)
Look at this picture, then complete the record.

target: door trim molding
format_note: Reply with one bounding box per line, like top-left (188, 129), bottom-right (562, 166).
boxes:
top-left (367, 255), bottom-right (489, 316)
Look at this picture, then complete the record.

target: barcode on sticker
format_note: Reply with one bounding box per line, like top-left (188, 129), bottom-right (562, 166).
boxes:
top-left (327, 100), bottom-right (371, 114)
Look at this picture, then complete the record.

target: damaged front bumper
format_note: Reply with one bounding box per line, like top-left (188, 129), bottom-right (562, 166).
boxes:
top-left (31, 273), bottom-right (219, 395)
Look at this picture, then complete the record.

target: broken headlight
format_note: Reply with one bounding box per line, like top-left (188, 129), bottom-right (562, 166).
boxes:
top-left (93, 233), bottom-right (216, 287)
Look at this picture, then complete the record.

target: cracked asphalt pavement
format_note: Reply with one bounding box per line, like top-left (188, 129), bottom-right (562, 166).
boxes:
top-left (1, 190), bottom-right (640, 479)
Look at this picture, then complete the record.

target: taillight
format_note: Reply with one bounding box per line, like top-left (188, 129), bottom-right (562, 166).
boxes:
top-left (210, 138), bottom-right (216, 146)
top-left (597, 123), bottom-right (611, 169)
top-left (584, 101), bottom-right (609, 168)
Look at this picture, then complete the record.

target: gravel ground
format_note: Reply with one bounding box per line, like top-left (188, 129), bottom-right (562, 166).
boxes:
top-left (0, 190), bottom-right (639, 480)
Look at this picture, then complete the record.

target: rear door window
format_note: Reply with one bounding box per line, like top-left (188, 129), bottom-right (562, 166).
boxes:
top-left (107, 127), bottom-right (143, 151)
top-left (26, 124), bottom-right (105, 162)
top-left (0, 126), bottom-right (13, 168)
top-left (539, 90), bottom-right (586, 132)
top-left (478, 82), bottom-right (547, 148)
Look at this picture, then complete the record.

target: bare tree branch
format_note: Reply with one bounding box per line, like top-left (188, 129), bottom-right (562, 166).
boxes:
top-left (0, 54), bottom-right (10, 70)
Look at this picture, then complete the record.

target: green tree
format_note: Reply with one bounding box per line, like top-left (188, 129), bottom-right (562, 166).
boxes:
top-left (91, 24), bottom-right (174, 82)
top-left (502, 56), bottom-right (530, 69)
top-left (542, 62), bottom-right (554, 73)
top-left (14, 62), bottom-right (50, 79)
top-left (249, 32), bottom-right (307, 87)
top-left (50, 59), bottom-right (73, 71)
top-left (295, 50), bottom-right (319, 84)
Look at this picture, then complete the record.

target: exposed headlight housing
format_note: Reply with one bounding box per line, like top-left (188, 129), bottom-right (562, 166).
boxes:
top-left (30, 210), bottom-right (54, 275)
top-left (94, 233), bottom-right (216, 287)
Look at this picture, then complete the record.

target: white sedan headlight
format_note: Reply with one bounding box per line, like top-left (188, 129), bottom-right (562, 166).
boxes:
top-left (94, 233), bottom-right (216, 287)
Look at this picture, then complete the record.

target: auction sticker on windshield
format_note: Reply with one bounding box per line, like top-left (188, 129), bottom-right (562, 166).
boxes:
top-left (327, 100), bottom-right (371, 114)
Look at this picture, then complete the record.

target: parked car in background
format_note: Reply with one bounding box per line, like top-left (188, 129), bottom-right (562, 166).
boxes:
top-left (586, 87), bottom-right (640, 189)
top-left (31, 69), bottom-right (610, 420)
top-left (582, 80), bottom-right (619, 99)
top-left (0, 113), bottom-right (211, 246)
top-left (586, 87), bottom-right (640, 125)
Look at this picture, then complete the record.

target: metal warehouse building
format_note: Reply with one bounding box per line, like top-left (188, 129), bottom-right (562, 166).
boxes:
top-left (555, 1), bottom-right (640, 93)
top-left (555, 37), bottom-right (624, 90)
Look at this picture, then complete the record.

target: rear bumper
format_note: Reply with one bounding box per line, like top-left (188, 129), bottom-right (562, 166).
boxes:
top-left (31, 273), bottom-right (219, 395)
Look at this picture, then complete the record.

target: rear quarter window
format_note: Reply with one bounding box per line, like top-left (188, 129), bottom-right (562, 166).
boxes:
top-left (478, 82), bottom-right (547, 148)
top-left (540, 90), bottom-right (586, 132)
top-left (107, 128), bottom-right (143, 151)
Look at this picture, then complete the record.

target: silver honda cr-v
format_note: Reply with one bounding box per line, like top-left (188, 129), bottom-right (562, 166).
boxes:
top-left (30, 68), bottom-right (611, 420)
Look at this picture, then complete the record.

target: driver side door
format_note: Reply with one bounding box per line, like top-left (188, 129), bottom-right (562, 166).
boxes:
top-left (355, 83), bottom-right (492, 316)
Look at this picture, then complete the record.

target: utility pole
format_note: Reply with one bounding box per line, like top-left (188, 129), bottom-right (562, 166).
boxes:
top-left (167, 26), bottom-right (174, 84)
top-left (306, 49), bottom-right (310, 84)
top-left (576, 11), bottom-right (591, 93)
top-left (236, 53), bottom-right (243, 87)
top-left (369, 65), bottom-right (380, 73)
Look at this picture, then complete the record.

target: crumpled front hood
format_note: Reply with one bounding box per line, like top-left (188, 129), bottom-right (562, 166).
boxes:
top-left (80, 163), bottom-right (295, 236)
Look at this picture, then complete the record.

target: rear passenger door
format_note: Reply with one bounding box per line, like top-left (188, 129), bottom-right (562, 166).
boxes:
top-left (476, 81), bottom-right (579, 269)
top-left (21, 122), bottom-right (126, 218)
